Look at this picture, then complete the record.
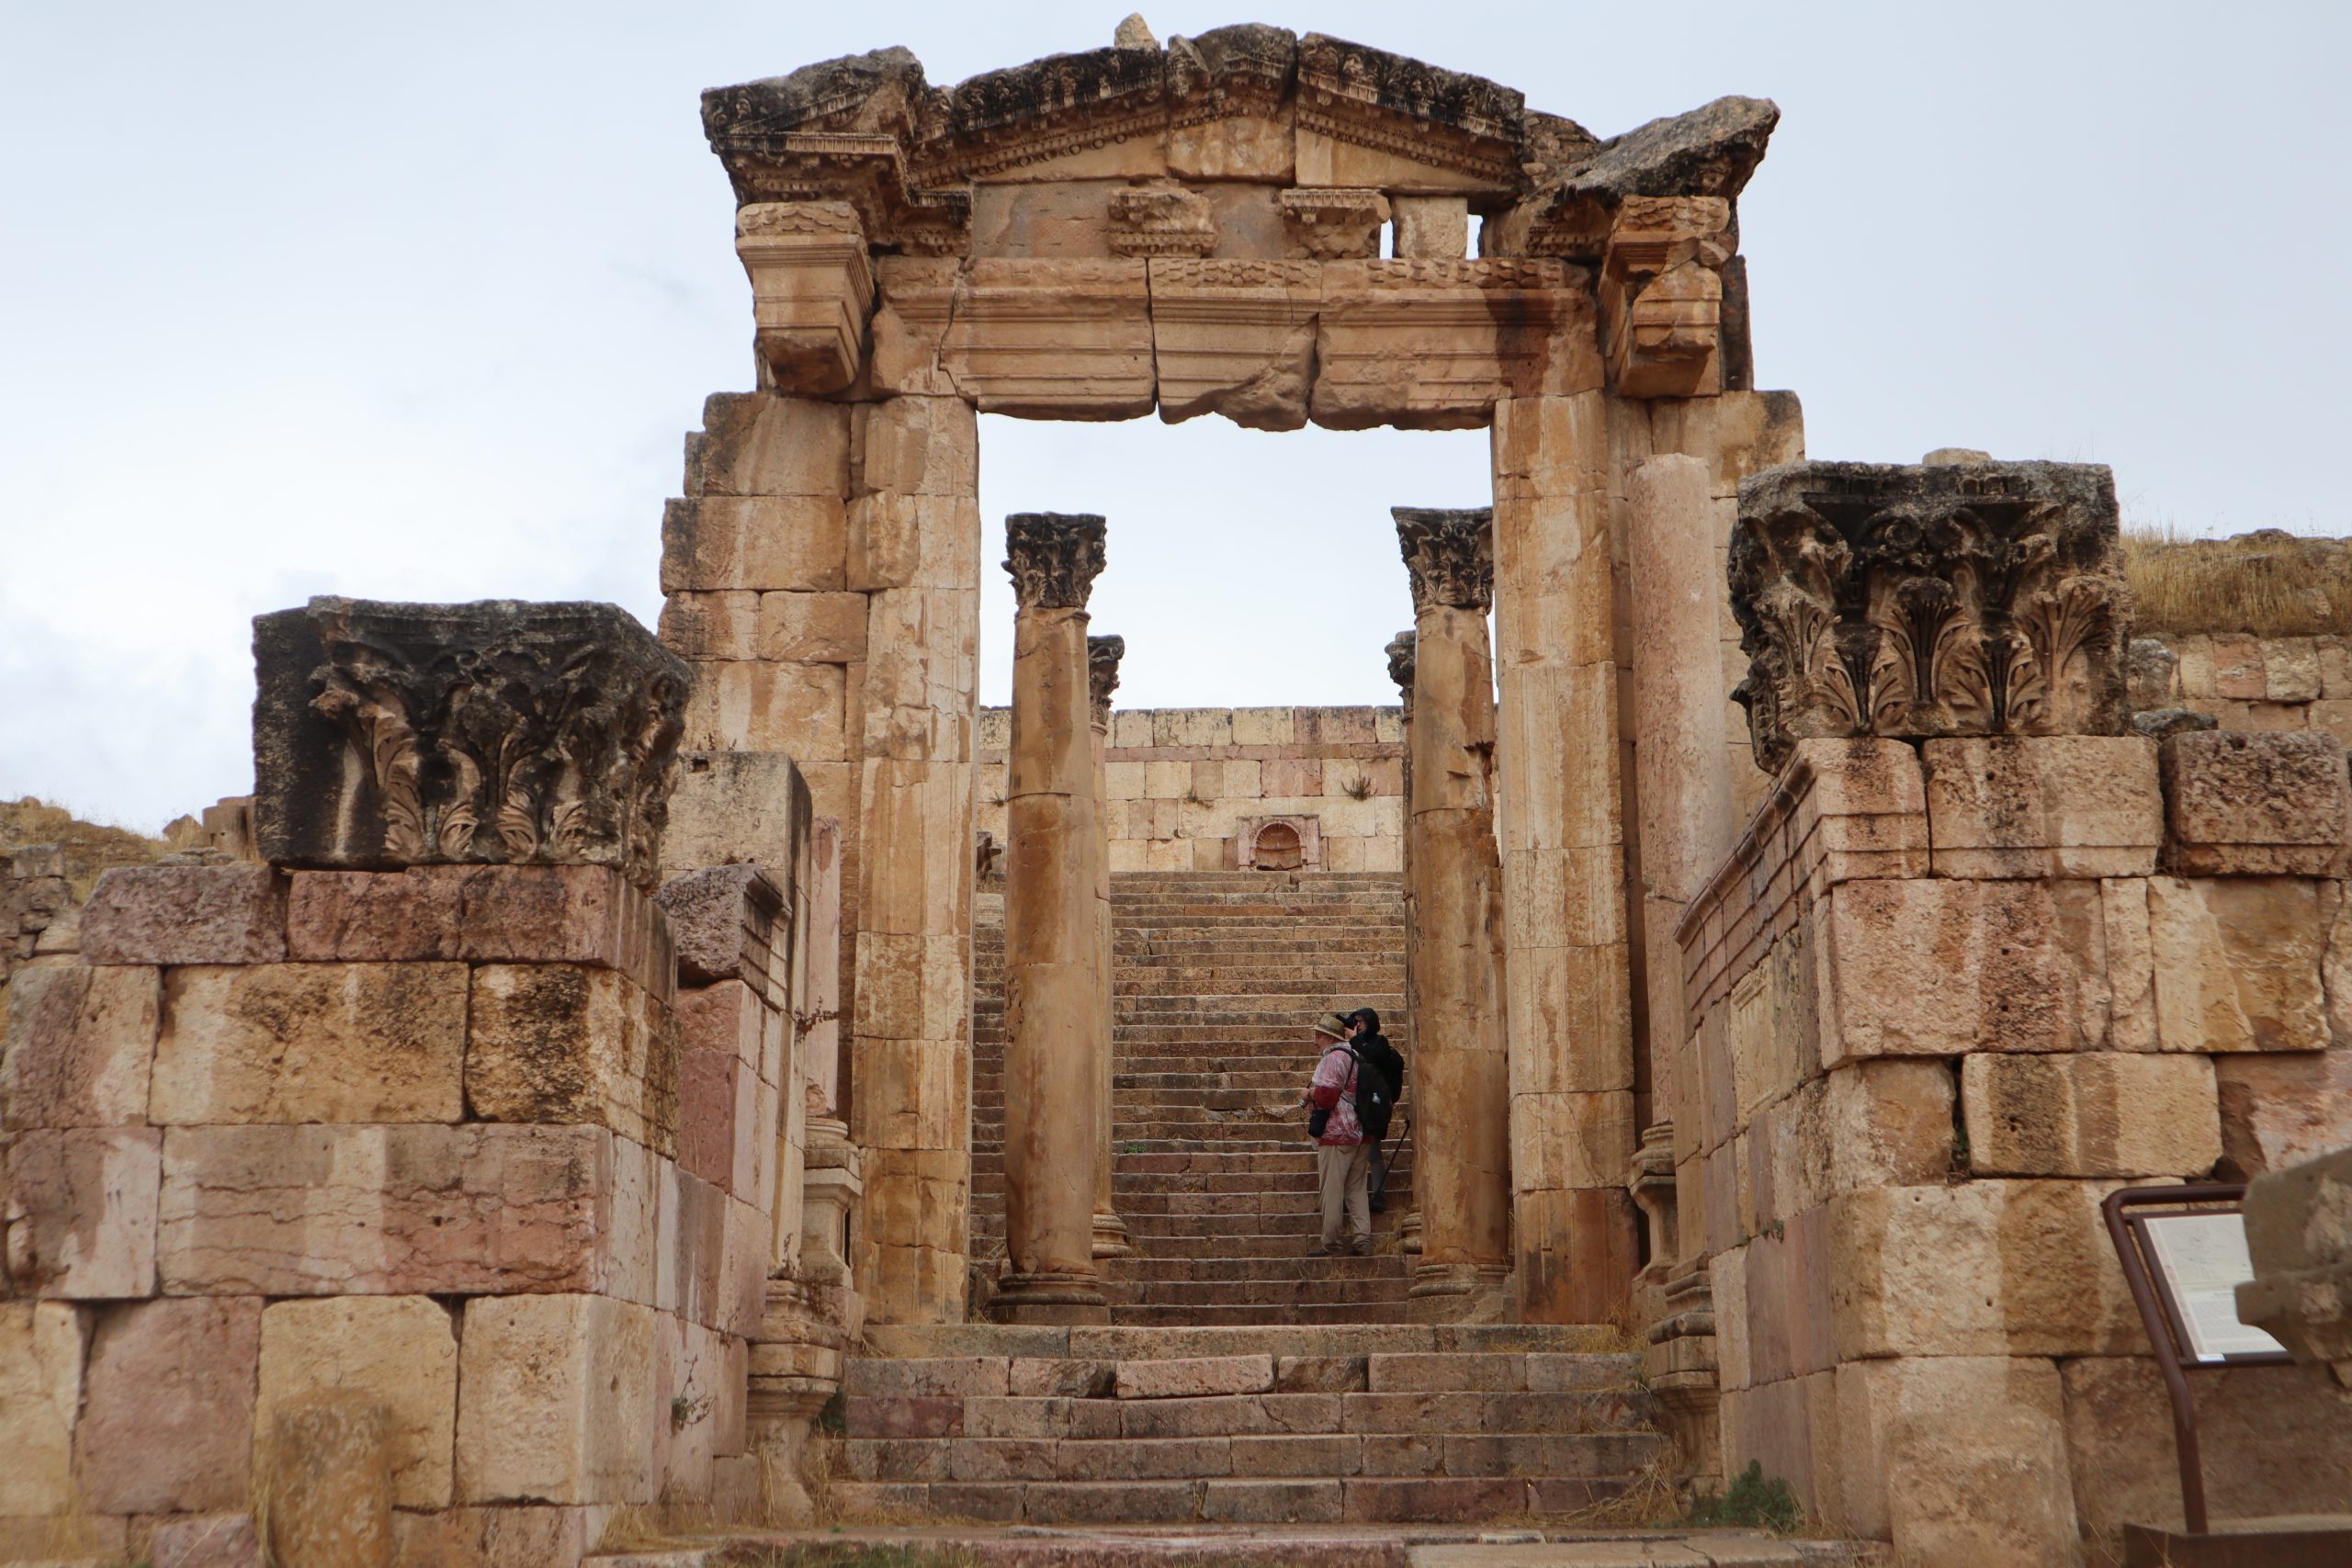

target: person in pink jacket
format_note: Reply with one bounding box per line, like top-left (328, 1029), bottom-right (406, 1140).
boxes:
top-left (1303, 1010), bottom-right (1371, 1257)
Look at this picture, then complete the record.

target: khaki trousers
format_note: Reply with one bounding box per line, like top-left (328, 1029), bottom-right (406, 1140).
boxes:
top-left (1317, 1140), bottom-right (1373, 1250)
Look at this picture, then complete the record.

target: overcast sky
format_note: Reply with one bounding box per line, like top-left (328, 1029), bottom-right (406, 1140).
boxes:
top-left (4, 1), bottom-right (2345, 832)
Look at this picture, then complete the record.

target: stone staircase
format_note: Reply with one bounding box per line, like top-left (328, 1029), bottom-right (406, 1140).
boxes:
top-left (972, 870), bottom-right (1416, 1325)
top-left (832, 1325), bottom-right (1668, 1526)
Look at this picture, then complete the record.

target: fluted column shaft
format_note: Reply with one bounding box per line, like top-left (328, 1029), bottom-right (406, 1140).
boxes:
top-left (1396, 509), bottom-right (1510, 1320)
top-left (996, 513), bottom-right (1110, 1324)
top-left (1088, 634), bottom-right (1134, 1258)
top-left (1386, 631), bottom-right (1425, 1258)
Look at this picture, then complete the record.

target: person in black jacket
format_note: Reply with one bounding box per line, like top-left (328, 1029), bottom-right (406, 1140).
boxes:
top-left (1346, 1009), bottom-right (1405, 1208)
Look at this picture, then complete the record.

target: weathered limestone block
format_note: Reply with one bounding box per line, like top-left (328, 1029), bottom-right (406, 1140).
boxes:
top-left (685, 391), bottom-right (852, 498)
top-left (661, 496), bottom-right (849, 592)
top-left (660, 863), bottom-right (784, 991)
top-left (1827, 1180), bottom-right (2142, 1358)
top-left (2147, 875), bottom-right (2326, 1053)
top-left (2236, 1144), bottom-right (2352, 1387)
top-left (145, 1510), bottom-right (263, 1568)
top-left (1807, 1060), bottom-right (1956, 1198)
top-left (1277, 187), bottom-right (1386, 259)
top-left (262, 1393), bottom-right (394, 1568)
top-left (153, 963), bottom-right (467, 1126)
top-left (735, 201), bottom-right (873, 394)
top-left (256, 1297), bottom-right (459, 1508)
top-left (1960, 1052), bottom-right (2219, 1178)
top-left (656, 589), bottom-right (761, 660)
top-left (1148, 258), bottom-right (1318, 430)
top-left (662, 752), bottom-right (815, 887)
top-left (3, 1127), bottom-right (160, 1297)
top-left (943, 260), bottom-right (1154, 418)
top-left (2061, 1355), bottom-right (2352, 1541)
top-left (1922, 735), bottom-right (2161, 878)
top-left (1600, 196), bottom-right (1730, 400)
top-left (1731, 460), bottom-right (2127, 771)
top-left (254, 598), bottom-right (691, 890)
top-left (158, 1124), bottom-right (631, 1297)
top-left (1834, 1355), bottom-right (2078, 1563)
top-left (2216, 1049), bottom-right (2352, 1176)
top-left (455, 1293), bottom-right (661, 1506)
top-left (1315, 260), bottom-right (1600, 429)
top-left (467, 964), bottom-right (679, 1156)
top-left (1, 964), bottom-right (158, 1129)
top-left (1819, 877), bottom-right (2115, 1063)
top-left (0, 1301), bottom-right (85, 1515)
top-left (385, 1502), bottom-right (595, 1567)
top-left (683, 660), bottom-right (850, 760)
top-left (1392, 195), bottom-right (1469, 260)
top-left (76, 1296), bottom-right (261, 1514)
top-left (80, 864), bottom-right (287, 966)
top-left (284, 866), bottom-right (673, 1001)
top-left (758, 589), bottom-right (869, 662)
top-left (2160, 728), bottom-right (2352, 875)
top-left (869, 256), bottom-right (962, 396)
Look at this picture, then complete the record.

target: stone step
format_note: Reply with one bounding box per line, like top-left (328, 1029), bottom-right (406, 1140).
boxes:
top-left (860, 1324), bottom-right (1621, 1359)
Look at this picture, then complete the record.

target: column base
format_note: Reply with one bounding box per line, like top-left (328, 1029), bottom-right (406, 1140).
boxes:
top-left (1398, 1210), bottom-right (1424, 1256)
top-left (1406, 1261), bottom-right (1511, 1324)
top-left (990, 1270), bottom-right (1112, 1325)
top-left (1091, 1210), bottom-right (1137, 1259)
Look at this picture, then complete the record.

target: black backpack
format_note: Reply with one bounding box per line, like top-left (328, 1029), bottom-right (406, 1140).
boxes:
top-left (1351, 1043), bottom-right (1396, 1143)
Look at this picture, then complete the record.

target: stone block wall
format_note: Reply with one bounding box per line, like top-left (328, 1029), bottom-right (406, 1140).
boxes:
top-left (1665, 733), bottom-right (2352, 1564)
top-left (0, 858), bottom-right (813, 1562)
top-left (977, 705), bottom-right (1407, 874)
top-left (2139, 631), bottom-right (2352, 741)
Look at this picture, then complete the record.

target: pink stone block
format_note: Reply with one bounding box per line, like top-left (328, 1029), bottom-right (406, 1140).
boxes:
top-left (285, 864), bottom-right (676, 1002)
top-left (678, 1047), bottom-right (745, 1191)
top-left (147, 1512), bottom-right (262, 1568)
top-left (76, 1296), bottom-right (261, 1513)
top-left (80, 866), bottom-right (287, 965)
top-left (3, 1126), bottom-right (160, 1297)
top-left (1115, 1353), bottom-right (1275, 1400)
top-left (1, 964), bottom-right (159, 1130)
top-left (158, 1123), bottom-right (620, 1296)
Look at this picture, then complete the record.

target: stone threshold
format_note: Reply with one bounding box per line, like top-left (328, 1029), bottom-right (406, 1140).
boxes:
top-left (591, 1525), bottom-right (1892, 1566)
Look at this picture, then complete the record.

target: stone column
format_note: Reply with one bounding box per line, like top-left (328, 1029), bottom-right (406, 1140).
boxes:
top-left (1395, 508), bottom-right (1510, 1320)
top-left (1087, 633), bottom-right (1136, 1259)
top-left (1490, 390), bottom-right (1641, 1323)
top-left (995, 513), bottom-right (1111, 1325)
top-left (1385, 630), bottom-right (1424, 1258)
top-left (1627, 455), bottom-right (1734, 1266)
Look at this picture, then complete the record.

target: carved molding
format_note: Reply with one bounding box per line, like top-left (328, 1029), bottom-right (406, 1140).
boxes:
top-left (1728, 461), bottom-right (2130, 773)
top-left (1087, 634), bottom-right (1125, 724)
top-left (1385, 630), bottom-right (1418, 705)
top-left (1107, 186), bottom-right (1216, 257)
top-left (254, 597), bottom-right (691, 889)
top-left (1004, 513), bottom-right (1108, 611)
top-left (1600, 196), bottom-right (1729, 400)
top-left (1395, 507), bottom-right (1496, 612)
top-left (1279, 187), bottom-right (1388, 260)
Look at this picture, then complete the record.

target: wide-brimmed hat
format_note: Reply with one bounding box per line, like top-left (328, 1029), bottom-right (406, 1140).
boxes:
top-left (1313, 1010), bottom-right (1353, 1040)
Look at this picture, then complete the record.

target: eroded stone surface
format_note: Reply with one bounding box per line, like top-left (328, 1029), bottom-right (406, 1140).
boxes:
top-left (0, 963), bottom-right (158, 1129)
top-left (256, 1297), bottom-right (459, 1509)
top-left (77, 1296), bottom-right (262, 1514)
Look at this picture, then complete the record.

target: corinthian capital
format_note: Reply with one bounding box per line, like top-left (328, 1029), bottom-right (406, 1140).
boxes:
top-left (1394, 507), bottom-right (1494, 613)
top-left (1004, 513), bottom-right (1108, 611)
top-left (1087, 634), bottom-right (1125, 725)
top-left (1385, 630), bottom-right (1417, 697)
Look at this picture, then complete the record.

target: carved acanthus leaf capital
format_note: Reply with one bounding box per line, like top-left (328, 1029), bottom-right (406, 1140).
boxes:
top-left (1087, 634), bottom-right (1126, 722)
top-left (1004, 513), bottom-right (1108, 611)
top-left (1729, 459), bottom-right (2130, 773)
top-left (254, 597), bottom-right (691, 889)
top-left (1385, 630), bottom-right (1418, 698)
top-left (1394, 507), bottom-right (1495, 613)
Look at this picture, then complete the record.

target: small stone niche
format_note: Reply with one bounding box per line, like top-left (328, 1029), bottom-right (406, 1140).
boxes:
top-left (1235, 815), bottom-right (1320, 871)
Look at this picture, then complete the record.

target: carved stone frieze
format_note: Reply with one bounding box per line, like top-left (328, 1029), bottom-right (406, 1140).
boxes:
top-left (1728, 461), bottom-right (2131, 773)
top-left (1087, 634), bottom-right (1126, 724)
top-left (1004, 513), bottom-right (1108, 611)
top-left (254, 597), bottom-right (691, 889)
top-left (1107, 185), bottom-right (1216, 257)
top-left (1278, 187), bottom-right (1388, 260)
top-left (1295, 33), bottom-right (1525, 185)
top-left (1395, 507), bottom-right (1496, 612)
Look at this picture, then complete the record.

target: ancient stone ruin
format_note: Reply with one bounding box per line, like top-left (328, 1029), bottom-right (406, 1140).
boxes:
top-left (3, 19), bottom-right (2347, 1568)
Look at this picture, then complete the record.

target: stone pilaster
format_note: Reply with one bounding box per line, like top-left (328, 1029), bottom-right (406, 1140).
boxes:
top-left (1087, 633), bottom-right (1135, 1260)
top-left (1490, 391), bottom-right (1641, 1323)
top-left (1626, 455), bottom-right (1733, 1267)
top-left (995, 513), bottom-right (1111, 1324)
top-left (1385, 630), bottom-right (1424, 1258)
top-left (1394, 508), bottom-right (1510, 1320)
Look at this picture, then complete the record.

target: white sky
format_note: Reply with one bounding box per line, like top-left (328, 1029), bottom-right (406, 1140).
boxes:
top-left (4, 1), bottom-right (2346, 833)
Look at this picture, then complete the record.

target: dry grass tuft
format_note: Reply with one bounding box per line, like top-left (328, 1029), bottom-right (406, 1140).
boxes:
top-left (2122, 525), bottom-right (2352, 639)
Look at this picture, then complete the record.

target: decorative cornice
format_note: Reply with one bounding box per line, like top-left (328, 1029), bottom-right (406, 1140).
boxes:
top-left (1004, 513), bottom-right (1108, 611)
top-left (1108, 186), bottom-right (1216, 258)
top-left (1385, 630), bottom-right (1418, 699)
top-left (1394, 507), bottom-right (1495, 613)
top-left (1729, 460), bottom-right (2130, 771)
top-left (1087, 634), bottom-right (1126, 723)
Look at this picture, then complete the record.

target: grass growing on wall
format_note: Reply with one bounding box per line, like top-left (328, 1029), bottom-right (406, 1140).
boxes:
top-left (2123, 526), bottom-right (2352, 638)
